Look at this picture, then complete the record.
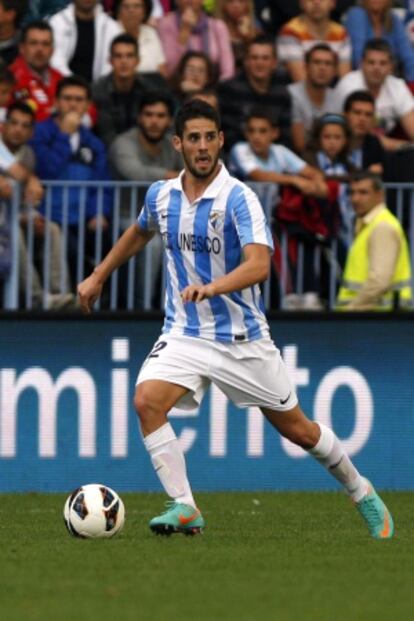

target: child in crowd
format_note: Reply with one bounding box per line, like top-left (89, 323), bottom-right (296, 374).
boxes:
top-left (228, 107), bottom-right (325, 194)
top-left (229, 108), bottom-right (331, 310)
top-left (305, 113), bottom-right (356, 249)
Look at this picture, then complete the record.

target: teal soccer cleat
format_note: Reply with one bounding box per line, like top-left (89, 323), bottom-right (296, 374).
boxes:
top-left (355, 479), bottom-right (394, 539)
top-left (149, 501), bottom-right (205, 536)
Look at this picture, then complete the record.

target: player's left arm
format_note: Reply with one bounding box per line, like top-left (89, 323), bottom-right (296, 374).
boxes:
top-left (181, 243), bottom-right (270, 303)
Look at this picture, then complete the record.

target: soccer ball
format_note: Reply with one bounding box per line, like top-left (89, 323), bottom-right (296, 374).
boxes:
top-left (63, 483), bottom-right (125, 539)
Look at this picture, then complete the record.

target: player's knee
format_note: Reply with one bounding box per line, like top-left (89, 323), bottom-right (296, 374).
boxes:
top-left (282, 421), bottom-right (319, 449)
top-left (134, 386), bottom-right (162, 423)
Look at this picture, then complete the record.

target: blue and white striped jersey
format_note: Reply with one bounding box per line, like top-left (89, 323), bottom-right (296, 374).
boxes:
top-left (137, 164), bottom-right (274, 343)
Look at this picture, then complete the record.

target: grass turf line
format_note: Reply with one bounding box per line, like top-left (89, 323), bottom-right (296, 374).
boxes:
top-left (0, 491), bottom-right (412, 621)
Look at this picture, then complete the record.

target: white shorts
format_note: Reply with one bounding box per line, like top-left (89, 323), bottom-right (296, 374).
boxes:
top-left (136, 334), bottom-right (298, 412)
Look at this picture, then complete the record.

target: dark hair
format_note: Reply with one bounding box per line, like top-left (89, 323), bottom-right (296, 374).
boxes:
top-left (21, 19), bottom-right (53, 43)
top-left (138, 91), bottom-right (175, 116)
top-left (110, 32), bottom-right (139, 57)
top-left (56, 75), bottom-right (91, 99)
top-left (245, 106), bottom-right (277, 127)
top-left (0, 0), bottom-right (28, 27)
top-left (175, 99), bottom-right (221, 138)
top-left (0, 66), bottom-right (15, 85)
top-left (113, 0), bottom-right (152, 23)
top-left (349, 169), bottom-right (384, 191)
top-left (344, 90), bottom-right (375, 113)
top-left (6, 101), bottom-right (35, 123)
top-left (173, 51), bottom-right (217, 92)
top-left (246, 34), bottom-right (276, 56)
top-left (185, 88), bottom-right (219, 107)
top-left (307, 113), bottom-right (351, 166)
top-left (362, 38), bottom-right (393, 61)
top-left (305, 43), bottom-right (338, 65)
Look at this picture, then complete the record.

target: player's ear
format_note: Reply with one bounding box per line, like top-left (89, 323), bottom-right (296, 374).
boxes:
top-left (218, 131), bottom-right (224, 149)
top-left (172, 135), bottom-right (182, 153)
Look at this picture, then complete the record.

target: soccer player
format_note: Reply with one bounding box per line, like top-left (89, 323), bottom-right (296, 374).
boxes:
top-left (78, 100), bottom-right (393, 539)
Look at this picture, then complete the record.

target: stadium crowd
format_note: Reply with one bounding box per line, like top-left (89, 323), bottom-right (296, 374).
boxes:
top-left (0, 0), bottom-right (414, 310)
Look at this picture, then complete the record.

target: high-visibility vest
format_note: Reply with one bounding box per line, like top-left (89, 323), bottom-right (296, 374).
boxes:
top-left (337, 207), bottom-right (413, 310)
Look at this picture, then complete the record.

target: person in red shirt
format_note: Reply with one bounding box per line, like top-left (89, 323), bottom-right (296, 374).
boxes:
top-left (9, 20), bottom-right (63, 122)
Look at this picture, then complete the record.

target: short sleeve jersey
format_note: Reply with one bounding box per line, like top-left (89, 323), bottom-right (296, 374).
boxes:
top-left (229, 142), bottom-right (306, 180)
top-left (137, 165), bottom-right (274, 343)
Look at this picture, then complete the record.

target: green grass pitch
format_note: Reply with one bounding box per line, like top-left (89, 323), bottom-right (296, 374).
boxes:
top-left (0, 491), bottom-right (413, 621)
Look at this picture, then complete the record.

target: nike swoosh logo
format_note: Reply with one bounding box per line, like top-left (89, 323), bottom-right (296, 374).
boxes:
top-left (280, 392), bottom-right (291, 405)
top-left (380, 510), bottom-right (391, 538)
top-left (178, 510), bottom-right (200, 525)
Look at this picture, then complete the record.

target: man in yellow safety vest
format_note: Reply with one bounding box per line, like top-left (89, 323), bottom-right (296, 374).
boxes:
top-left (337, 171), bottom-right (413, 311)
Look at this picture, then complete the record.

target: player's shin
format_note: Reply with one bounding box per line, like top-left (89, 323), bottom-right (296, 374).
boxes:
top-left (143, 422), bottom-right (197, 508)
top-left (307, 423), bottom-right (368, 502)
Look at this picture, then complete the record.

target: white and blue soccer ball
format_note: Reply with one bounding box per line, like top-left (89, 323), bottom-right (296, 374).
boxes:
top-left (63, 484), bottom-right (125, 539)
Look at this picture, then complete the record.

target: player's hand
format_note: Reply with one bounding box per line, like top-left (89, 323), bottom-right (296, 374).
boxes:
top-left (181, 283), bottom-right (216, 303)
top-left (77, 273), bottom-right (104, 314)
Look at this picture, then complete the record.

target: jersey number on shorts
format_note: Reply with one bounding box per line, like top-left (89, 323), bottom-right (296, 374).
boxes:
top-left (148, 341), bottom-right (168, 358)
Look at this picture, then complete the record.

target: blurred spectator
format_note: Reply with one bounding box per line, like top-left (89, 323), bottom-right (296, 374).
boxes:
top-left (30, 76), bottom-right (112, 284)
top-left (109, 91), bottom-right (181, 181)
top-left (157, 0), bottom-right (235, 80)
top-left (0, 66), bottom-right (15, 127)
top-left (10, 20), bottom-right (63, 122)
top-left (114, 0), bottom-right (166, 75)
top-left (214, 0), bottom-right (261, 70)
top-left (186, 87), bottom-right (219, 108)
top-left (337, 170), bottom-right (412, 310)
top-left (0, 0), bottom-right (28, 66)
top-left (109, 91), bottom-right (180, 308)
top-left (344, 90), bottom-right (386, 174)
top-left (23, 1), bottom-right (69, 23)
top-left (257, 0), bottom-right (354, 35)
top-left (305, 113), bottom-right (355, 249)
top-left (345, 0), bottom-right (414, 82)
top-left (170, 51), bottom-right (216, 102)
top-left (277, 0), bottom-right (351, 82)
top-left (229, 107), bottom-right (325, 192)
top-left (218, 36), bottom-right (292, 151)
top-left (334, 39), bottom-right (414, 148)
top-left (0, 102), bottom-right (75, 308)
top-left (92, 33), bottom-right (162, 147)
top-left (103, 0), bottom-right (167, 19)
top-left (49, 0), bottom-right (122, 82)
top-left (289, 43), bottom-right (340, 154)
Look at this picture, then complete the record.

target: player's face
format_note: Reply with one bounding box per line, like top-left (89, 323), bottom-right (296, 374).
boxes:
top-left (138, 102), bottom-right (172, 143)
top-left (56, 86), bottom-right (90, 117)
top-left (175, 118), bottom-right (223, 179)
top-left (350, 179), bottom-right (383, 217)
top-left (346, 102), bottom-right (375, 137)
top-left (307, 50), bottom-right (337, 86)
top-left (20, 29), bottom-right (53, 72)
top-left (362, 51), bottom-right (392, 87)
top-left (2, 111), bottom-right (33, 149)
top-left (245, 118), bottom-right (277, 157)
top-left (110, 43), bottom-right (138, 78)
top-left (319, 123), bottom-right (347, 160)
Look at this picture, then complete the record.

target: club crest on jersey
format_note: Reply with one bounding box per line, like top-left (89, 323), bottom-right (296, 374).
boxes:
top-left (209, 211), bottom-right (222, 230)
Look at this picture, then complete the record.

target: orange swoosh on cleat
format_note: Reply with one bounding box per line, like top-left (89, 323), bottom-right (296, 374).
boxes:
top-left (178, 510), bottom-right (200, 525)
top-left (380, 511), bottom-right (391, 538)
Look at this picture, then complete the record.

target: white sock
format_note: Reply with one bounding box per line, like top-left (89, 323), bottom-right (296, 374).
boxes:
top-left (143, 422), bottom-right (196, 508)
top-left (308, 423), bottom-right (368, 502)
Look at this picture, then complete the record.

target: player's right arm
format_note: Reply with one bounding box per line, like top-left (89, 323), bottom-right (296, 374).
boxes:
top-left (77, 223), bottom-right (154, 314)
